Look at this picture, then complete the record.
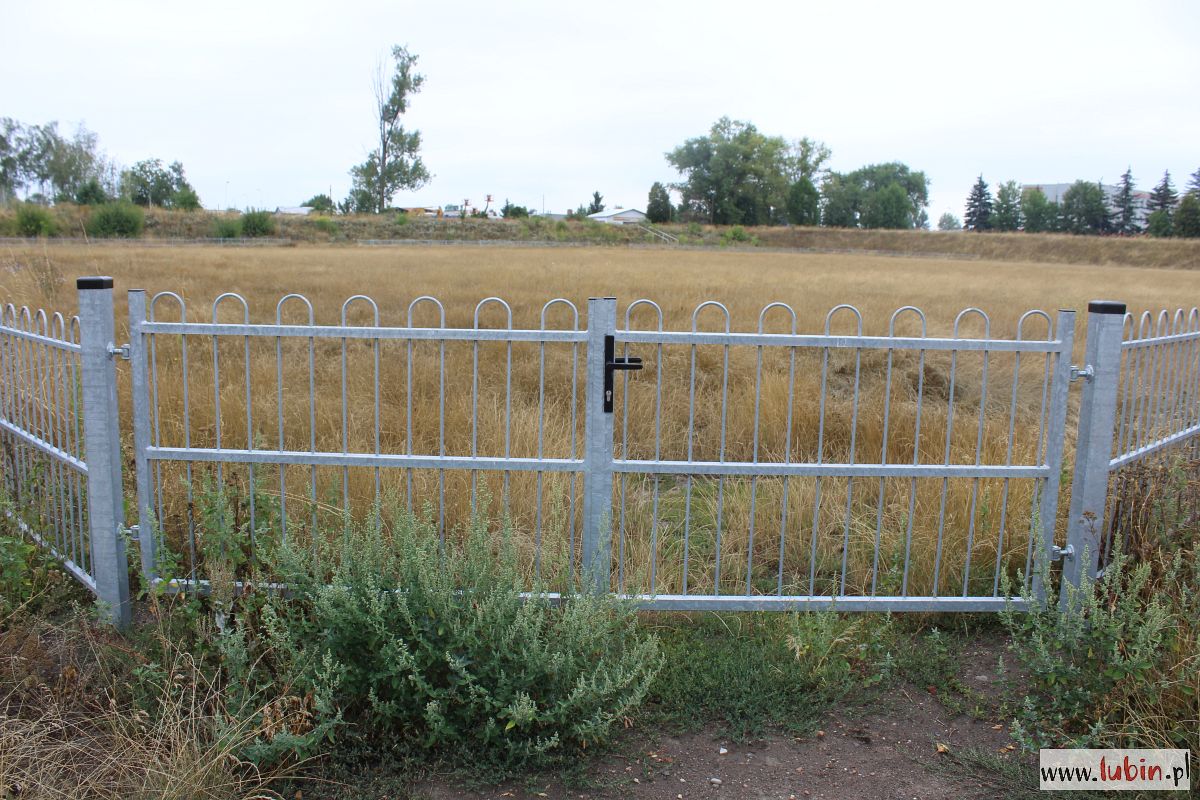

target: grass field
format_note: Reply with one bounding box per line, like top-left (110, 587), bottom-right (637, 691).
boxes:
top-left (4, 242), bottom-right (1200, 598)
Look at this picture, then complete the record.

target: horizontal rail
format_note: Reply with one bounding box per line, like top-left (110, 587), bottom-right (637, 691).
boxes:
top-left (145, 446), bottom-right (583, 472)
top-left (151, 577), bottom-right (1028, 612)
top-left (616, 330), bottom-right (1063, 352)
top-left (0, 324), bottom-right (81, 352)
top-left (3, 509), bottom-right (96, 594)
top-left (139, 321), bottom-right (587, 343)
top-left (1122, 330), bottom-right (1200, 350)
top-left (0, 418), bottom-right (88, 474)
top-left (620, 594), bottom-right (1030, 612)
top-left (1109, 422), bottom-right (1200, 471)
top-left (613, 459), bottom-right (1051, 479)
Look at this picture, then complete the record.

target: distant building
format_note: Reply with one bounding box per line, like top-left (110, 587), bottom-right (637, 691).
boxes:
top-left (587, 208), bottom-right (647, 225)
top-left (275, 206), bottom-right (314, 215)
top-left (1021, 183), bottom-right (1151, 227)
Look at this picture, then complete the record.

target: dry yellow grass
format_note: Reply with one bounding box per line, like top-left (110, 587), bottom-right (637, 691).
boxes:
top-left (4, 243), bottom-right (1200, 599)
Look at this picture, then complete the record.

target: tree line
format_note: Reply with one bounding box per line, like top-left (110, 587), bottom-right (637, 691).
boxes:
top-left (0, 118), bottom-right (200, 210)
top-left (957, 170), bottom-right (1200, 238)
top-left (641, 117), bottom-right (930, 229)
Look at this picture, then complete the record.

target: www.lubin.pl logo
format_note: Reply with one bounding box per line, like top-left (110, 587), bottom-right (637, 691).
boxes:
top-left (1039, 749), bottom-right (1191, 791)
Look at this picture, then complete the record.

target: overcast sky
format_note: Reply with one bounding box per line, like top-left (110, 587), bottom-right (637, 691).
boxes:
top-left (5, 0), bottom-right (1198, 221)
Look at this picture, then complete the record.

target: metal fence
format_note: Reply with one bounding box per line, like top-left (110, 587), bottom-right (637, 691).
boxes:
top-left (0, 278), bottom-right (128, 625)
top-left (3, 279), bottom-right (1198, 626)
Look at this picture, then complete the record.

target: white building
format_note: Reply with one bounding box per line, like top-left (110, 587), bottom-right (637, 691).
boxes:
top-left (587, 208), bottom-right (647, 225)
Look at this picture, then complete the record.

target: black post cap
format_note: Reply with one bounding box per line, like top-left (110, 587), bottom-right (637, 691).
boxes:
top-left (1088, 300), bottom-right (1126, 315)
top-left (76, 276), bottom-right (113, 290)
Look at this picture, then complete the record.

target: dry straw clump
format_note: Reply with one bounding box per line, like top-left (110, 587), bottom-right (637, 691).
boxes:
top-left (0, 603), bottom-right (297, 800)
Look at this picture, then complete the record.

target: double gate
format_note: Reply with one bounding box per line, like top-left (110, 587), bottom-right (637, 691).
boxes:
top-left (1, 277), bottom-right (1179, 627)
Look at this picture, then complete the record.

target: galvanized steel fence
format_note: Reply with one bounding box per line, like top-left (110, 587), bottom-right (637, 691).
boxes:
top-left (2, 278), bottom-right (1196, 627)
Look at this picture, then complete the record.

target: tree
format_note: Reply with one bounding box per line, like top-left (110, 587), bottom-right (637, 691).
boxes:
top-left (122, 159), bottom-right (198, 208)
top-left (1148, 170), bottom-right (1177, 214)
top-left (860, 183), bottom-right (912, 229)
top-left (1020, 187), bottom-right (1056, 233)
top-left (963, 175), bottom-right (992, 231)
top-left (0, 118), bottom-right (21, 203)
top-left (666, 118), bottom-right (808, 225)
top-left (0, 119), bottom-right (111, 204)
top-left (1146, 209), bottom-right (1173, 237)
top-left (74, 177), bottom-right (108, 205)
top-left (820, 162), bottom-right (928, 229)
top-left (1175, 194), bottom-right (1200, 238)
top-left (303, 194), bottom-right (336, 214)
top-left (1112, 168), bottom-right (1139, 234)
top-left (992, 180), bottom-right (1022, 232)
top-left (587, 191), bottom-right (604, 215)
top-left (1059, 181), bottom-right (1110, 234)
top-left (1188, 168), bottom-right (1200, 198)
top-left (348, 45), bottom-right (429, 214)
top-left (646, 182), bottom-right (672, 224)
top-left (500, 199), bottom-right (529, 218)
top-left (937, 212), bottom-right (960, 231)
top-left (785, 177), bottom-right (819, 226)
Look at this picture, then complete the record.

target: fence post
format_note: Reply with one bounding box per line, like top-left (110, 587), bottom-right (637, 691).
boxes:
top-left (1060, 299), bottom-right (1126, 611)
top-left (77, 276), bottom-right (130, 629)
top-left (581, 297), bottom-right (616, 594)
top-left (127, 289), bottom-right (156, 582)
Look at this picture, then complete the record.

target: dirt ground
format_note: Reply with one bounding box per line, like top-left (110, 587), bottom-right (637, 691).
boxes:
top-left (413, 643), bottom-right (1030, 800)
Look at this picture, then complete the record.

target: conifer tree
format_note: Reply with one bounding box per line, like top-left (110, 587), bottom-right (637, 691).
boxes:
top-left (1186, 167), bottom-right (1200, 198)
top-left (1112, 168), bottom-right (1139, 234)
top-left (1148, 170), bottom-right (1178, 214)
top-left (964, 175), bottom-right (993, 231)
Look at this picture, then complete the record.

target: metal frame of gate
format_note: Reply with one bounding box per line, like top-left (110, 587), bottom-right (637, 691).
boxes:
top-left (9, 276), bottom-right (1200, 626)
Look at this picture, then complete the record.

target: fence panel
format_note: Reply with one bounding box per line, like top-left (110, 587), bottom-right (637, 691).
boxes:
top-left (1102, 305), bottom-right (1200, 570)
top-left (0, 277), bottom-right (129, 626)
top-left (612, 301), bottom-right (1076, 611)
top-left (129, 289), bottom-right (588, 595)
top-left (0, 300), bottom-right (92, 588)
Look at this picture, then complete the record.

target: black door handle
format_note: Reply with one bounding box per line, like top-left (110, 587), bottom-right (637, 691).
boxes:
top-left (604, 334), bottom-right (643, 412)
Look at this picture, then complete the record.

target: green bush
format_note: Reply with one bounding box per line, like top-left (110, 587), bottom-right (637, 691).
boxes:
top-left (312, 216), bottom-right (339, 236)
top-left (393, 211), bottom-right (409, 227)
top-left (239, 505), bottom-right (662, 773)
top-left (721, 225), bottom-right (751, 244)
top-left (212, 216), bottom-right (242, 239)
top-left (173, 186), bottom-right (202, 211)
top-left (74, 178), bottom-right (109, 205)
top-left (15, 203), bottom-right (57, 237)
top-left (240, 209), bottom-right (276, 238)
top-left (1001, 549), bottom-right (1177, 750)
top-left (86, 202), bottom-right (144, 238)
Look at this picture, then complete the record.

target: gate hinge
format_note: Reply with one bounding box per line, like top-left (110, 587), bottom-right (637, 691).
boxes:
top-left (1070, 364), bottom-right (1094, 383)
top-left (1050, 544), bottom-right (1075, 562)
top-left (108, 342), bottom-right (131, 361)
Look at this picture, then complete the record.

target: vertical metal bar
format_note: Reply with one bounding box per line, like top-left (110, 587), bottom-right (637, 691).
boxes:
top-left (581, 297), bottom-right (616, 594)
top-left (76, 277), bottom-right (129, 629)
top-left (962, 313), bottom-right (991, 596)
top-left (127, 290), bottom-right (157, 580)
top-left (1060, 301), bottom-right (1124, 610)
top-left (1029, 310), bottom-right (1074, 603)
top-left (835, 307), bottom-right (862, 597)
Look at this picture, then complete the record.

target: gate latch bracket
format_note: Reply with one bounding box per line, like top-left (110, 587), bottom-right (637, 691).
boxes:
top-left (604, 334), bottom-right (643, 413)
top-left (1050, 543), bottom-right (1075, 562)
top-left (1070, 364), bottom-right (1094, 383)
top-left (108, 342), bottom-right (131, 361)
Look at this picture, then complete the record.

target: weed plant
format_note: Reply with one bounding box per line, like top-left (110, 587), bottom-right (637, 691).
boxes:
top-left (86, 202), bottom-right (145, 238)
top-left (1001, 455), bottom-right (1200, 752)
